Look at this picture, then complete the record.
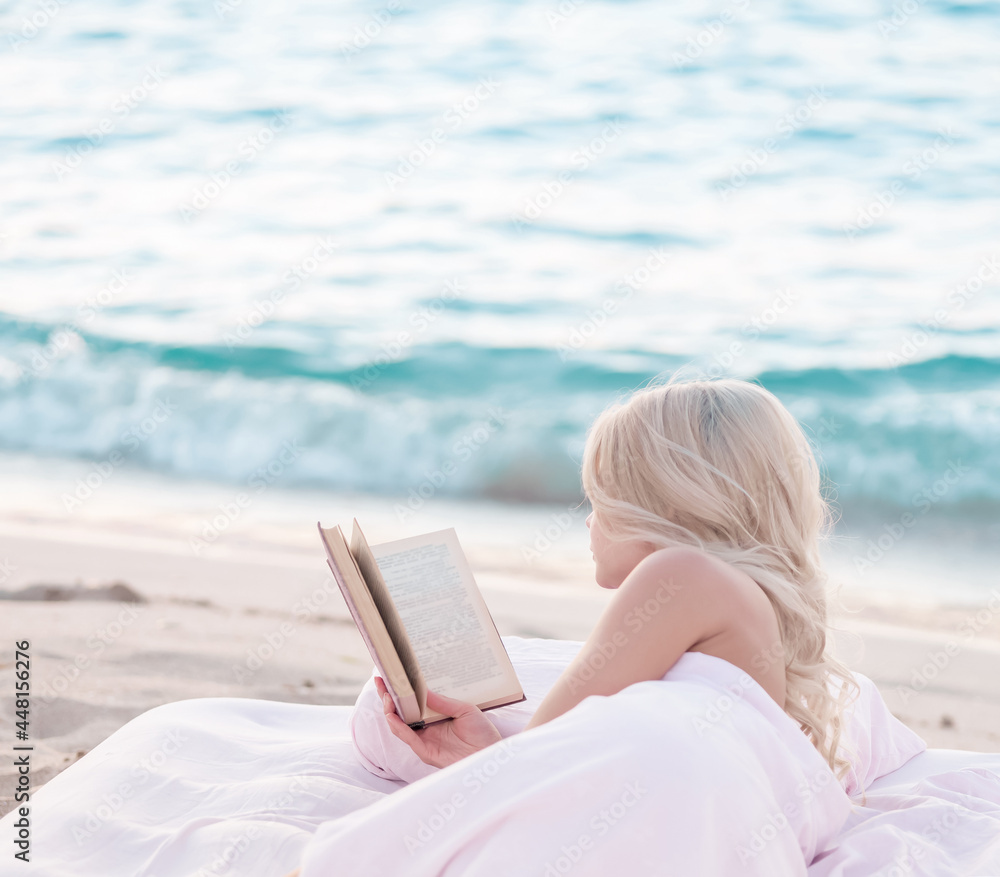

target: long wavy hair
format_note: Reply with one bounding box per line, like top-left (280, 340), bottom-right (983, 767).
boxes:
top-left (581, 375), bottom-right (860, 782)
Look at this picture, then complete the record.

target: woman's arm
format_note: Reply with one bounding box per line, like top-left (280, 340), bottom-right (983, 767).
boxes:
top-left (285, 552), bottom-right (732, 876)
top-left (524, 546), bottom-right (730, 731)
top-left (378, 547), bottom-right (733, 766)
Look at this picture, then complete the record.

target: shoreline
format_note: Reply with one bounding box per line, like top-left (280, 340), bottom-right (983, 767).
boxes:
top-left (1, 449), bottom-right (997, 603)
top-left (1, 458), bottom-right (999, 817)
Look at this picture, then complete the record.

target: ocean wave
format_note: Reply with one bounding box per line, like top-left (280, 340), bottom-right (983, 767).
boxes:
top-left (1, 316), bottom-right (998, 514)
top-left (2, 0), bottom-right (998, 520)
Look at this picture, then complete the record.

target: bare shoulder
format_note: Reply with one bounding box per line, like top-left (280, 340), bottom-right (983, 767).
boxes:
top-left (526, 544), bottom-right (784, 729)
top-left (624, 545), bottom-right (757, 612)
top-left (624, 545), bottom-right (786, 705)
top-left (609, 547), bottom-right (735, 642)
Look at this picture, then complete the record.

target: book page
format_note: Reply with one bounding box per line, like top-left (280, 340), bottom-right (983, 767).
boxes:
top-left (317, 523), bottom-right (422, 725)
top-left (370, 529), bottom-right (519, 705)
top-left (350, 520), bottom-right (428, 713)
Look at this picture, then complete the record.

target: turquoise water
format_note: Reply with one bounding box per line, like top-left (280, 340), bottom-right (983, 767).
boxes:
top-left (1, 0), bottom-right (999, 523)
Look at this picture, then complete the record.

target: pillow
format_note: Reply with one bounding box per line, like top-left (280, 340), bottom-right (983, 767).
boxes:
top-left (349, 635), bottom-right (926, 795)
top-left (831, 670), bottom-right (927, 797)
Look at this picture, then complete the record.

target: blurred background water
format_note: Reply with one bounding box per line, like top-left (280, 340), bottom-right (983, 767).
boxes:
top-left (1, 0), bottom-right (999, 542)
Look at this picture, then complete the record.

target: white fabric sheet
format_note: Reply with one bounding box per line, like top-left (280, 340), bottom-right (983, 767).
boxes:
top-left (349, 636), bottom-right (929, 797)
top-left (2, 637), bottom-right (998, 876)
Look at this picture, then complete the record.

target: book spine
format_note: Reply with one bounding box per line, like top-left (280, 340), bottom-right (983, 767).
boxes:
top-left (326, 559), bottom-right (410, 720)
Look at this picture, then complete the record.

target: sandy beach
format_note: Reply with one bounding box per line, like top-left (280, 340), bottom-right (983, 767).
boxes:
top-left (1, 459), bottom-right (998, 818)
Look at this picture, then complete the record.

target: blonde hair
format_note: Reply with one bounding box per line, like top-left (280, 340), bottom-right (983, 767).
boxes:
top-left (581, 375), bottom-right (860, 783)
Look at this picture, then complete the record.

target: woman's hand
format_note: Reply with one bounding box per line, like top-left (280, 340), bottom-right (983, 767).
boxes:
top-left (374, 676), bottom-right (502, 769)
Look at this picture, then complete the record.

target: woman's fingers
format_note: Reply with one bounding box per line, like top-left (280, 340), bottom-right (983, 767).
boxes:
top-left (374, 677), bottom-right (399, 721)
top-left (373, 680), bottom-right (490, 767)
top-left (376, 678), bottom-right (474, 720)
top-left (376, 678), bottom-right (474, 723)
top-left (374, 677), bottom-right (420, 742)
top-left (383, 709), bottom-right (434, 761)
top-left (425, 689), bottom-right (478, 717)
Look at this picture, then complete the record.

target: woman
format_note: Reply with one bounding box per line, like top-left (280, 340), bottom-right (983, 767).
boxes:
top-left (285, 376), bottom-right (860, 876)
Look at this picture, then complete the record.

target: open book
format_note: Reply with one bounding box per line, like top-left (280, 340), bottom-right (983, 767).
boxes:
top-left (317, 520), bottom-right (525, 729)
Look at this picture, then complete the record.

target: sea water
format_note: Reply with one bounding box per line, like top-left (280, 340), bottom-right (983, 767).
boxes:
top-left (1, 0), bottom-right (998, 557)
